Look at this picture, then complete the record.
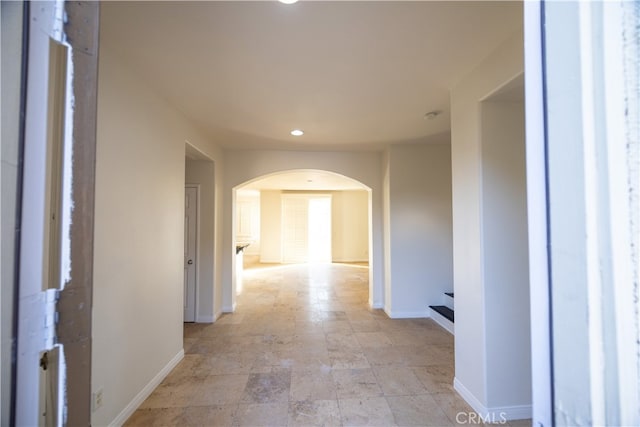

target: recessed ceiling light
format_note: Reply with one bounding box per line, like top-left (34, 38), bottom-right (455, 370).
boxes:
top-left (290, 129), bottom-right (304, 136)
top-left (278, 0), bottom-right (299, 4)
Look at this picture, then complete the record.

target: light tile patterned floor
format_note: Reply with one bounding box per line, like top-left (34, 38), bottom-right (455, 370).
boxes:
top-left (125, 263), bottom-right (531, 426)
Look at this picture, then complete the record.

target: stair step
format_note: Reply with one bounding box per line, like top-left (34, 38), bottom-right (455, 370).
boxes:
top-left (444, 292), bottom-right (454, 298)
top-left (429, 305), bottom-right (454, 323)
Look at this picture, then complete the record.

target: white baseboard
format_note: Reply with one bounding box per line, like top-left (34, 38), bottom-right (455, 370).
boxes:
top-left (222, 302), bottom-right (236, 313)
top-left (213, 309), bottom-right (223, 321)
top-left (369, 300), bottom-right (383, 309)
top-left (453, 378), bottom-right (532, 422)
top-left (384, 309), bottom-right (430, 319)
top-left (429, 308), bottom-right (454, 335)
top-left (332, 258), bottom-right (369, 263)
top-left (196, 315), bottom-right (214, 323)
top-left (110, 349), bottom-right (184, 426)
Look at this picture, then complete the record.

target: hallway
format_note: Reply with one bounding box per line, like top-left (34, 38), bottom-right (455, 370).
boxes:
top-left (124, 264), bottom-right (524, 426)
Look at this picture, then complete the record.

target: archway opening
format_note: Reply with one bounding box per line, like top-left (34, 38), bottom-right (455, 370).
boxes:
top-left (232, 169), bottom-right (372, 301)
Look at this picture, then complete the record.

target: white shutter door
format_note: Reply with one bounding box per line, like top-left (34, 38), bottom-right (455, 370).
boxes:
top-left (282, 196), bottom-right (309, 263)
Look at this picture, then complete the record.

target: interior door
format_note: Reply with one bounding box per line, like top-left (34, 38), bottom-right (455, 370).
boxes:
top-left (184, 186), bottom-right (198, 322)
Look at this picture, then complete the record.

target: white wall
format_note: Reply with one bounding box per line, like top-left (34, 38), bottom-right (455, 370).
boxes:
top-left (450, 30), bottom-right (530, 418)
top-left (93, 47), bottom-right (223, 426)
top-left (383, 140), bottom-right (453, 318)
top-left (236, 190), bottom-right (260, 256)
top-left (185, 159), bottom-right (219, 322)
top-left (331, 190), bottom-right (369, 262)
top-left (259, 190), bottom-right (281, 263)
top-left (224, 151), bottom-right (383, 311)
top-left (481, 100), bottom-right (531, 408)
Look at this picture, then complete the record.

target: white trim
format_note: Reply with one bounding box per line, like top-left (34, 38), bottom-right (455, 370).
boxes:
top-left (384, 309), bottom-right (430, 319)
top-left (222, 302), bottom-right (237, 313)
top-left (524, 1), bottom-right (553, 426)
top-left (213, 309), bottom-right (223, 322)
top-left (368, 300), bottom-right (383, 310)
top-left (429, 308), bottom-right (454, 335)
top-left (454, 378), bottom-right (532, 422)
top-left (184, 184), bottom-right (200, 323)
top-left (332, 258), bottom-right (369, 263)
top-left (196, 315), bottom-right (214, 323)
top-left (110, 350), bottom-right (184, 427)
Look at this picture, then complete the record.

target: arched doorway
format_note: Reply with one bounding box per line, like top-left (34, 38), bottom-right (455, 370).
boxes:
top-left (231, 169), bottom-right (373, 306)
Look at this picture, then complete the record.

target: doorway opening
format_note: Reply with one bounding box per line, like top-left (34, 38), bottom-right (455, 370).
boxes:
top-left (184, 143), bottom-right (216, 325)
top-left (308, 197), bottom-right (332, 263)
top-left (232, 169), bottom-right (372, 305)
top-left (281, 194), bottom-right (332, 264)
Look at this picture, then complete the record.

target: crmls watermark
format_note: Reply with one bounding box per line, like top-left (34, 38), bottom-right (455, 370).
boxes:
top-left (455, 411), bottom-right (508, 424)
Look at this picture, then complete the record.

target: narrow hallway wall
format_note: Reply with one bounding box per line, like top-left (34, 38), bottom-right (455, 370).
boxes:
top-left (93, 47), bottom-right (224, 425)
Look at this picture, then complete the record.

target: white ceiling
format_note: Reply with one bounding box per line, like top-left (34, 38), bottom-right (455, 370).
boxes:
top-left (100, 1), bottom-right (522, 151)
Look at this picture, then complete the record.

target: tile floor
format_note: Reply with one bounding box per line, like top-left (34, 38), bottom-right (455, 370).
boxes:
top-left (125, 263), bottom-right (531, 426)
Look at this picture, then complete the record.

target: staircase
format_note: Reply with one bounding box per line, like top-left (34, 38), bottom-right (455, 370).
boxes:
top-left (429, 292), bottom-right (454, 334)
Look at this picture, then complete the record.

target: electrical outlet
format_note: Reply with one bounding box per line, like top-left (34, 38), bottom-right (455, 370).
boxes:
top-left (92, 387), bottom-right (104, 412)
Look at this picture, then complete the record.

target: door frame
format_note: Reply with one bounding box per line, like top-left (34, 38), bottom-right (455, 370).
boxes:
top-left (15, 1), bottom-right (99, 425)
top-left (184, 184), bottom-right (200, 323)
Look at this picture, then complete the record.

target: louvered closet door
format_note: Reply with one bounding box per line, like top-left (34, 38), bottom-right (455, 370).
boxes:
top-left (281, 196), bottom-right (309, 263)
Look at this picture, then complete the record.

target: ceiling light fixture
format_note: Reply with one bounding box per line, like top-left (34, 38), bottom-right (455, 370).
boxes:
top-left (290, 129), bottom-right (304, 136)
top-left (278, 0), bottom-right (299, 4)
top-left (424, 110), bottom-right (442, 120)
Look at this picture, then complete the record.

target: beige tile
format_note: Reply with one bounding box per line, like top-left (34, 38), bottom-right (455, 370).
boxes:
top-left (290, 369), bottom-right (337, 401)
top-left (127, 264), bottom-right (462, 426)
top-left (382, 329), bottom-right (426, 346)
top-left (241, 371), bottom-right (291, 403)
top-left (323, 320), bottom-right (354, 334)
top-left (187, 338), bottom-right (218, 354)
top-left (421, 327), bottom-right (455, 346)
top-left (278, 349), bottom-right (331, 372)
top-left (413, 365), bottom-right (455, 394)
top-left (392, 345), bottom-right (435, 367)
top-left (293, 320), bottom-right (325, 334)
top-left (124, 407), bottom-right (185, 426)
top-left (332, 368), bottom-right (383, 399)
top-left (184, 337), bottom-right (198, 354)
top-left (432, 392), bottom-right (477, 426)
top-left (355, 332), bottom-right (393, 348)
top-left (423, 344), bottom-right (455, 367)
top-left (350, 320), bottom-right (381, 332)
top-left (139, 377), bottom-right (202, 409)
top-left (163, 354), bottom-right (208, 382)
top-left (292, 331), bottom-right (327, 343)
top-left (329, 349), bottom-right (371, 369)
top-left (214, 313), bottom-right (245, 325)
top-left (338, 397), bottom-right (397, 426)
top-left (288, 400), bottom-right (342, 427)
top-left (181, 405), bottom-right (238, 426)
top-left (202, 352), bottom-right (257, 375)
top-left (191, 374), bottom-right (249, 406)
top-left (362, 347), bottom-right (405, 366)
top-left (387, 394), bottom-right (453, 426)
top-left (345, 310), bottom-right (377, 322)
top-left (373, 366), bottom-right (428, 396)
top-left (184, 323), bottom-right (209, 339)
top-left (326, 332), bottom-right (361, 351)
top-left (235, 402), bottom-right (289, 427)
